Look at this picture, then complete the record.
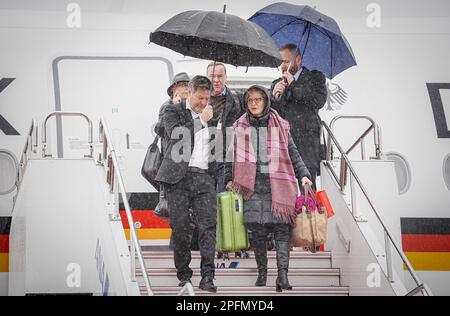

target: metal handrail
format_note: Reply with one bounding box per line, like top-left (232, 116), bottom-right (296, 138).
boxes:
top-left (17, 119), bottom-right (38, 190)
top-left (42, 112), bottom-right (94, 158)
top-left (99, 118), bottom-right (154, 296)
top-left (178, 283), bottom-right (195, 296)
top-left (328, 116), bottom-right (382, 161)
top-left (322, 121), bottom-right (432, 296)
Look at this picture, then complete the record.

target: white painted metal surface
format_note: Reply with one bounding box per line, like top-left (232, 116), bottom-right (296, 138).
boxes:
top-left (8, 159), bottom-right (139, 296)
top-left (327, 160), bottom-right (407, 287)
top-left (0, 274), bottom-right (8, 296)
top-left (321, 163), bottom-right (397, 296)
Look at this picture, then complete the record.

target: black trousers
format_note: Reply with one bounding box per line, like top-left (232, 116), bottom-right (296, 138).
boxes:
top-left (247, 223), bottom-right (292, 245)
top-left (166, 171), bottom-right (217, 281)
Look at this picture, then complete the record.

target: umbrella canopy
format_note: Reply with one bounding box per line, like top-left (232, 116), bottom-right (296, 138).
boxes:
top-left (249, 3), bottom-right (357, 79)
top-left (150, 10), bottom-right (282, 68)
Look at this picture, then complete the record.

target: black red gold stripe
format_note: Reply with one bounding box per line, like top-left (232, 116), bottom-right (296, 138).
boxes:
top-left (119, 193), bottom-right (171, 241)
top-left (401, 218), bottom-right (450, 235)
top-left (0, 217), bottom-right (11, 235)
top-left (0, 217), bottom-right (11, 272)
top-left (119, 193), bottom-right (160, 212)
top-left (120, 210), bottom-right (171, 241)
top-left (402, 234), bottom-right (450, 253)
top-left (401, 218), bottom-right (450, 271)
top-left (404, 253), bottom-right (450, 271)
top-left (0, 235), bottom-right (8, 254)
top-left (0, 254), bottom-right (8, 273)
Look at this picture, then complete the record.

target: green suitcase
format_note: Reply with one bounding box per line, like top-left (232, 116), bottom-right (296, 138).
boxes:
top-left (216, 192), bottom-right (249, 252)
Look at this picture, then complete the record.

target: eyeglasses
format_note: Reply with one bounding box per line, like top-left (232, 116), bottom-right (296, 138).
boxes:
top-left (247, 97), bottom-right (264, 104)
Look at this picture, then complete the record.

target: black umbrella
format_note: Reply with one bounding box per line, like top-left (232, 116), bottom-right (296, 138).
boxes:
top-left (150, 9), bottom-right (281, 68)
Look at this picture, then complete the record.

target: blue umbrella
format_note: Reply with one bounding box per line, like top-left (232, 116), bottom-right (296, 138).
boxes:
top-left (249, 2), bottom-right (357, 79)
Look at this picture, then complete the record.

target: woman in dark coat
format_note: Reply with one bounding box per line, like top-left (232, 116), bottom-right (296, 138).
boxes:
top-left (225, 85), bottom-right (312, 292)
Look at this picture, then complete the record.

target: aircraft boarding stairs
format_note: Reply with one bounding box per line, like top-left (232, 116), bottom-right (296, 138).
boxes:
top-left (137, 251), bottom-right (346, 296)
top-left (7, 112), bottom-right (432, 296)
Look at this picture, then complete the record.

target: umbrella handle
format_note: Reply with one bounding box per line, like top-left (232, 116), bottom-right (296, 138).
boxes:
top-left (274, 78), bottom-right (288, 101)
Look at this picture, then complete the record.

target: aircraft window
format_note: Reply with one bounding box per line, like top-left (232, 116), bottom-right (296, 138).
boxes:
top-left (385, 152), bottom-right (412, 195)
top-left (0, 149), bottom-right (18, 195)
top-left (444, 154), bottom-right (450, 191)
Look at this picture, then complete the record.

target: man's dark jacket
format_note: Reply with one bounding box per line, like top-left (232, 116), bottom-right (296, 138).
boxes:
top-left (271, 67), bottom-right (327, 172)
top-left (154, 99), bottom-right (172, 156)
top-left (155, 101), bottom-right (216, 185)
top-left (209, 87), bottom-right (244, 161)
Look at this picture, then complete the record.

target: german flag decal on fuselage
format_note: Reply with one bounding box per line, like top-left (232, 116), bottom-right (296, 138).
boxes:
top-left (120, 211), bottom-right (171, 241)
top-left (401, 218), bottom-right (450, 271)
top-left (119, 193), bottom-right (171, 241)
top-left (0, 217), bottom-right (11, 273)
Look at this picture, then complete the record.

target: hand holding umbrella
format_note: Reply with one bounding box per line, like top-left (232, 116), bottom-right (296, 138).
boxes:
top-left (249, 3), bottom-right (357, 80)
top-left (273, 80), bottom-right (288, 100)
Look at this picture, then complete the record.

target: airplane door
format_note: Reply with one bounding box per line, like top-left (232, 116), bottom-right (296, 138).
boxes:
top-left (52, 57), bottom-right (173, 193)
top-left (0, 149), bottom-right (18, 217)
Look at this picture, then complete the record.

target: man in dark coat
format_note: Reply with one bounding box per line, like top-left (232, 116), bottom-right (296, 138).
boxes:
top-left (154, 72), bottom-right (190, 156)
top-left (271, 44), bottom-right (327, 189)
top-left (206, 62), bottom-right (244, 193)
top-left (153, 72), bottom-right (201, 251)
top-left (206, 62), bottom-right (245, 259)
top-left (155, 76), bottom-right (217, 293)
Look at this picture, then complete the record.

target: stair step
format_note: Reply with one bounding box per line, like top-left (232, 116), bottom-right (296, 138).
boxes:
top-left (142, 251), bottom-right (332, 259)
top-left (136, 268), bottom-right (341, 287)
top-left (140, 251), bottom-right (332, 269)
top-left (139, 286), bottom-right (349, 296)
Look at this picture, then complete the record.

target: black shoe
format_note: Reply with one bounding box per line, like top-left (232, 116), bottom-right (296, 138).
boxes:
top-left (220, 252), bottom-right (230, 260)
top-left (199, 276), bottom-right (217, 293)
top-left (217, 252), bottom-right (229, 260)
top-left (178, 279), bottom-right (192, 287)
top-left (242, 250), bottom-right (250, 259)
top-left (253, 241), bottom-right (268, 287)
top-left (255, 272), bottom-right (267, 287)
top-left (276, 271), bottom-right (293, 292)
top-left (276, 241), bottom-right (293, 292)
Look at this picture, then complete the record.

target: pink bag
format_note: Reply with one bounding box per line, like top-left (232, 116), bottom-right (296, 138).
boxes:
top-left (295, 195), bottom-right (320, 215)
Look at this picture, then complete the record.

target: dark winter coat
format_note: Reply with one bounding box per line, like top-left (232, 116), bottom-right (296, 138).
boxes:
top-left (209, 87), bottom-right (244, 162)
top-left (155, 102), bottom-right (216, 185)
top-left (154, 99), bottom-right (172, 156)
top-left (209, 87), bottom-right (244, 130)
top-left (226, 86), bottom-right (311, 226)
top-left (271, 67), bottom-right (327, 172)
